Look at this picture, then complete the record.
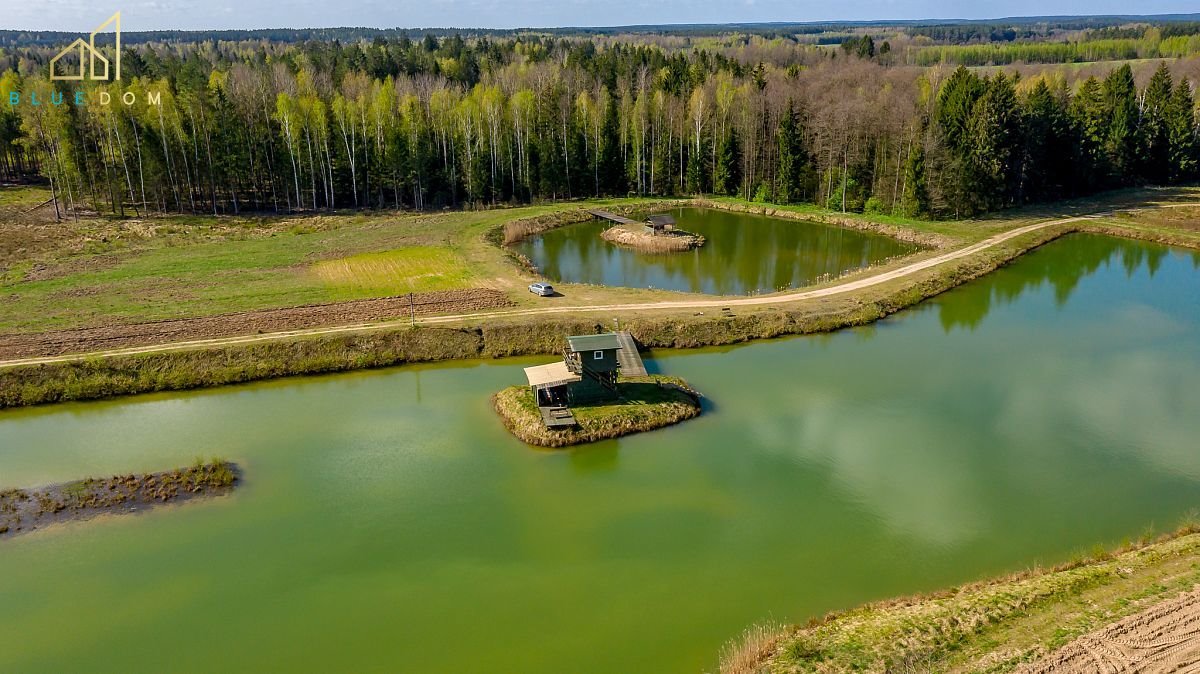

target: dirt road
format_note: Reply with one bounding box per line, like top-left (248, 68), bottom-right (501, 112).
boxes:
top-left (1018, 586), bottom-right (1200, 674)
top-left (0, 215), bottom-right (1090, 368)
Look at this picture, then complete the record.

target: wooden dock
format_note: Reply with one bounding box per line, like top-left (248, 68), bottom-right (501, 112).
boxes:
top-left (614, 331), bottom-right (647, 376)
top-left (588, 209), bottom-right (638, 226)
top-left (539, 406), bottom-right (577, 428)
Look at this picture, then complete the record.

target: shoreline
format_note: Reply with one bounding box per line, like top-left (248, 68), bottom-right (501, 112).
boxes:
top-left (721, 522), bottom-right (1200, 674)
top-left (0, 208), bottom-right (1196, 409)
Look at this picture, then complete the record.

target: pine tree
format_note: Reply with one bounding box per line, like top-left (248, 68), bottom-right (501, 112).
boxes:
top-left (598, 97), bottom-right (626, 194)
top-left (776, 100), bottom-right (808, 204)
top-left (934, 66), bottom-right (987, 215)
top-left (1022, 78), bottom-right (1072, 201)
top-left (685, 150), bottom-right (704, 194)
top-left (1167, 79), bottom-right (1199, 182)
top-left (1141, 63), bottom-right (1175, 184)
top-left (713, 129), bottom-right (741, 196)
top-left (967, 72), bottom-right (1022, 209)
top-left (1069, 76), bottom-right (1108, 193)
top-left (935, 67), bottom-right (986, 154)
top-left (1102, 64), bottom-right (1141, 184)
top-left (750, 62), bottom-right (768, 91)
top-left (899, 141), bottom-right (929, 217)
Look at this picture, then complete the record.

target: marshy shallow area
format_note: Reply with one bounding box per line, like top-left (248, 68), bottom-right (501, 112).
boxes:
top-left (514, 206), bottom-right (919, 294)
top-left (0, 235), bottom-right (1198, 673)
top-left (0, 459), bottom-right (238, 539)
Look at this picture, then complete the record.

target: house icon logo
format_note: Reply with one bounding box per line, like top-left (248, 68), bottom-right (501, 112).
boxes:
top-left (49, 12), bottom-right (121, 81)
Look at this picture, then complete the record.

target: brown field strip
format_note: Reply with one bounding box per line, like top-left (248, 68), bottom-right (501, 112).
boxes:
top-left (0, 289), bottom-right (512, 360)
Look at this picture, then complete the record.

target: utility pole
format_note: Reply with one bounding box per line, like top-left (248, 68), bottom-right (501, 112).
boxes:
top-left (409, 292), bottom-right (416, 328)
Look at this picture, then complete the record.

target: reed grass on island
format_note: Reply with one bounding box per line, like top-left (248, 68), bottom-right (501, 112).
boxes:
top-left (491, 375), bottom-right (702, 448)
top-left (0, 458), bottom-right (239, 539)
top-left (720, 521), bottom-right (1200, 674)
top-left (600, 224), bottom-right (706, 252)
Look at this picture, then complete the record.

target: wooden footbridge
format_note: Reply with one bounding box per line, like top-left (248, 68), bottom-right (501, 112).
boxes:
top-left (614, 331), bottom-right (647, 376)
top-left (588, 209), bottom-right (638, 226)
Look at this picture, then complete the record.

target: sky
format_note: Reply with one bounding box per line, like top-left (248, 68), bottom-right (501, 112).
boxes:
top-left (8, 0), bottom-right (1200, 32)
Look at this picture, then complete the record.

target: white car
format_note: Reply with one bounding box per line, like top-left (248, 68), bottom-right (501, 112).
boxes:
top-left (528, 282), bottom-right (555, 297)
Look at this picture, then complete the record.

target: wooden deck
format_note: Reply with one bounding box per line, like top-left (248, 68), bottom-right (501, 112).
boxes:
top-left (614, 331), bottom-right (647, 376)
top-left (588, 209), bottom-right (638, 226)
top-left (539, 406), bottom-right (577, 429)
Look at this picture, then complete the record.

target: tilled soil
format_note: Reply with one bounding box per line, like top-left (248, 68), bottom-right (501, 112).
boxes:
top-left (0, 288), bottom-right (513, 359)
top-left (1018, 585), bottom-right (1200, 674)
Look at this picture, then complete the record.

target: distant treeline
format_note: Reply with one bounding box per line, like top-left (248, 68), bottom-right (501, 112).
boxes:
top-left (910, 30), bottom-right (1200, 66)
top-left (5, 14), bottom-right (1200, 48)
top-left (1, 32), bottom-right (1197, 221)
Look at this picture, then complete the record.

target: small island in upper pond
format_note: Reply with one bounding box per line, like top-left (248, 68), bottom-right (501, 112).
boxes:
top-left (593, 211), bottom-right (706, 253)
top-left (492, 332), bottom-right (703, 448)
top-left (0, 459), bottom-right (239, 539)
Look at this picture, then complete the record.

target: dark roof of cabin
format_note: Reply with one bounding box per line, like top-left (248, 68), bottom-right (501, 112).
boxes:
top-left (646, 214), bottom-right (676, 226)
top-left (566, 333), bottom-right (621, 353)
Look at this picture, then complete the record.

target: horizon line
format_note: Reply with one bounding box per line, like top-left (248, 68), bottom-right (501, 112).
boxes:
top-left (6, 11), bottom-right (1200, 35)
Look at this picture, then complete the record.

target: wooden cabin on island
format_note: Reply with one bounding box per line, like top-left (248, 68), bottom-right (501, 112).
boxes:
top-left (523, 332), bottom-right (652, 430)
top-left (524, 333), bottom-right (623, 407)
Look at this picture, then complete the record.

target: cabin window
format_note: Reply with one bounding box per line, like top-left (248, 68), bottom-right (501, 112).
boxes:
top-left (593, 350), bottom-right (604, 361)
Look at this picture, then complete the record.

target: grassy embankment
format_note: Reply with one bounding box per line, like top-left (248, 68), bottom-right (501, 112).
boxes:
top-left (1, 186), bottom-right (1199, 408)
top-left (491, 374), bottom-right (702, 447)
top-left (719, 522), bottom-right (1200, 674)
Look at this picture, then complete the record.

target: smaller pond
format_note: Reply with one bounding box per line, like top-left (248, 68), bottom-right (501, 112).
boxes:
top-left (514, 206), bottom-right (919, 295)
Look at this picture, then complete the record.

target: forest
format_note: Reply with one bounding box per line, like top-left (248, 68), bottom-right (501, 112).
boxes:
top-left (1, 27), bottom-right (1199, 220)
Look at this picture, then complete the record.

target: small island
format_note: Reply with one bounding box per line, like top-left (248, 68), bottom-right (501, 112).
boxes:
top-left (493, 332), bottom-right (702, 447)
top-left (0, 459), bottom-right (239, 539)
top-left (594, 212), bottom-right (706, 252)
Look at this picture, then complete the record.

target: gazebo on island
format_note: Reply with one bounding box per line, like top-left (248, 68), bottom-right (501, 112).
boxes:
top-left (587, 209), bottom-right (704, 251)
top-left (644, 214), bottom-right (676, 234)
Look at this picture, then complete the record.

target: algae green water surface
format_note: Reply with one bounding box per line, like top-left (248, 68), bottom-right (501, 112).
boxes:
top-left (515, 206), bottom-right (918, 294)
top-left (1, 234), bottom-right (1199, 673)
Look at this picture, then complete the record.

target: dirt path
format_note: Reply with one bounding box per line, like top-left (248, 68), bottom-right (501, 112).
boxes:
top-left (0, 215), bottom-right (1091, 368)
top-left (1017, 586), bottom-right (1200, 674)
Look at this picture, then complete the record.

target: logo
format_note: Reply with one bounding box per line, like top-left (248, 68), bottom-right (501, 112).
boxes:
top-left (49, 12), bottom-right (121, 81)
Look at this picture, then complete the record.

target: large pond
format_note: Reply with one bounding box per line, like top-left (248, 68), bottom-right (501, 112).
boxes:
top-left (514, 206), bottom-right (919, 295)
top-left (2, 234), bottom-right (1199, 673)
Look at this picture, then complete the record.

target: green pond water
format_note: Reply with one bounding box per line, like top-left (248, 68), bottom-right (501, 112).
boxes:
top-left (514, 206), bottom-right (919, 295)
top-left (2, 234), bottom-right (1200, 673)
